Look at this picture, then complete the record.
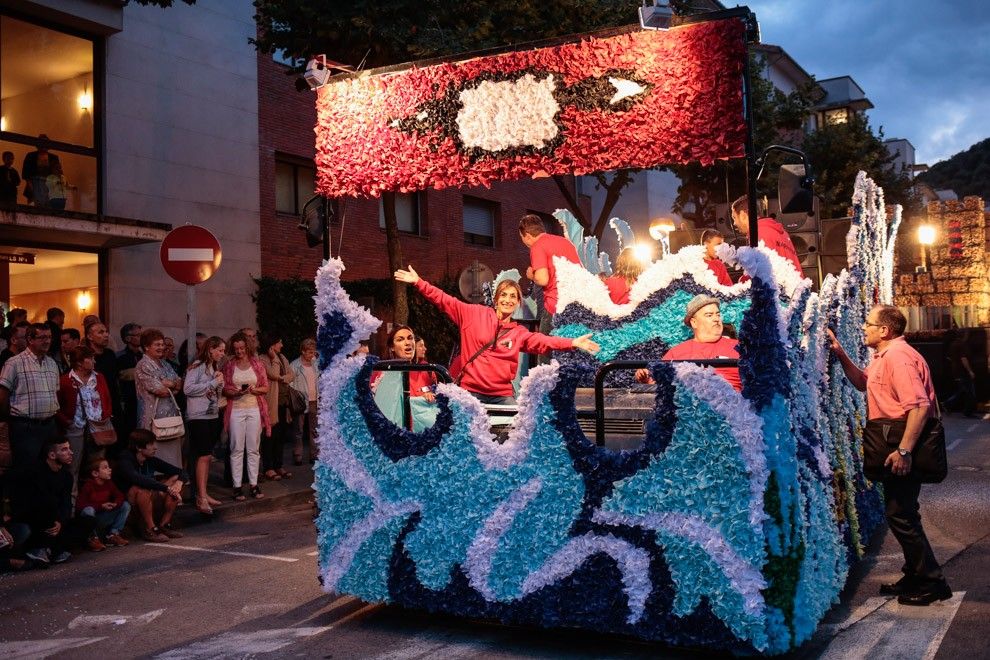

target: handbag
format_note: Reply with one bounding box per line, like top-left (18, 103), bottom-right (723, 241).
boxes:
top-left (287, 386), bottom-right (307, 415)
top-left (455, 326), bottom-right (512, 386)
top-left (152, 391), bottom-right (185, 441)
top-left (75, 381), bottom-right (117, 447)
top-left (862, 410), bottom-right (947, 484)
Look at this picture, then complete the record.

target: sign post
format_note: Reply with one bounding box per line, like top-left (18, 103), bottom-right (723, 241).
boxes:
top-left (159, 225), bottom-right (222, 365)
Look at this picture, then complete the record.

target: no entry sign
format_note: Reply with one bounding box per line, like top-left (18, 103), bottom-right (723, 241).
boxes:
top-left (160, 225), bottom-right (222, 285)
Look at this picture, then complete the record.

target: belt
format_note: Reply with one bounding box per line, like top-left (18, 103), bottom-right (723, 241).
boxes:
top-left (9, 416), bottom-right (55, 425)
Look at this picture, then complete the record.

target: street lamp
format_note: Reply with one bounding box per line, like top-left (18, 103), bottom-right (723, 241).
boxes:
top-left (649, 218), bottom-right (676, 259)
top-left (917, 224), bottom-right (936, 273)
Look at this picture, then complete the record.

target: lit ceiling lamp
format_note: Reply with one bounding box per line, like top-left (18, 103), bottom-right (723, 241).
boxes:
top-left (78, 90), bottom-right (93, 111)
top-left (639, 0), bottom-right (675, 30)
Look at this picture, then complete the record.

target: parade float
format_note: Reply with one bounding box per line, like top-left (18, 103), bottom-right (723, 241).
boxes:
top-left (307, 8), bottom-right (893, 655)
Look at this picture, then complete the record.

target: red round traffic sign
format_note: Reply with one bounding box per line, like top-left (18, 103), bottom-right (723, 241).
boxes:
top-left (160, 225), bottom-right (222, 285)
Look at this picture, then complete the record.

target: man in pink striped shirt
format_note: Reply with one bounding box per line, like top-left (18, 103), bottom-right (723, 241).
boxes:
top-left (828, 305), bottom-right (951, 606)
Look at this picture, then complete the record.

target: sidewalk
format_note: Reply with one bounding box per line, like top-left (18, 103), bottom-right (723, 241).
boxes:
top-left (172, 450), bottom-right (316, 529)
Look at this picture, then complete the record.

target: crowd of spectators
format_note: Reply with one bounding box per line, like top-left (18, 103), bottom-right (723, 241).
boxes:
top-left (0, 308), bottom-right (319, 572)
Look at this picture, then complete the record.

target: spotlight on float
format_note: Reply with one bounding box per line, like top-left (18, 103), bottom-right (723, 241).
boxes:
top-left (300, 55), bottom-right (356, 91)
top-left (304, 55), bottom-right (332, 89)
top-left (632, 243), bottom-right (653, 263)
top-left (649, 218), bottom-right (677, 258)
top-left (639, 0), bottom-right (675, 30)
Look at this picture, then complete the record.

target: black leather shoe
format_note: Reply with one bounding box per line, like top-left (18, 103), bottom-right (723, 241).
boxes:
top-left (879, 576), bottom-right (920, 596)
top-left (897, 581), bottom-right (952, 606)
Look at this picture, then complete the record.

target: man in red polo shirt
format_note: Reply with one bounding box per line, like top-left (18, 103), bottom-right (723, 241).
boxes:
top-left (519, 214), bottom-right (581, 320)
top-left (731, 195), bottom-right (804, 278)
top-left (828, 304), bottom-right (951, 606)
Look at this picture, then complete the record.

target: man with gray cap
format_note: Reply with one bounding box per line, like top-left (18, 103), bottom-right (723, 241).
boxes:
top-left (637, 294), bottom-right (741, 391)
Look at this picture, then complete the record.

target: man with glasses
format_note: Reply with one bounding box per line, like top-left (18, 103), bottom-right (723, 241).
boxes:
top-left (827, 305), bottom-right (951, 606)
top-left (0, 323), bottom-right (61, 468)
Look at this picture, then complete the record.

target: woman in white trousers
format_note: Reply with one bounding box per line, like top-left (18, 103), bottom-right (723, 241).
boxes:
top-left (222, 331), bottom-right (270, 501)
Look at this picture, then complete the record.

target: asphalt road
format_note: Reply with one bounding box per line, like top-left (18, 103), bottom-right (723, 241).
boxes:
top-left (1, 414), bottom-right (988, 659)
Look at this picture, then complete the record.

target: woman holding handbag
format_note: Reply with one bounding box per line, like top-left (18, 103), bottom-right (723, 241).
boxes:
top-left (222, 331), bottom-right (270, 501)
top-left (56, 345), bottom-right (114, 501)
top-left (183, 336), bottom-right (226, 514)
top-left (135, 329), bottom-right (185, 471)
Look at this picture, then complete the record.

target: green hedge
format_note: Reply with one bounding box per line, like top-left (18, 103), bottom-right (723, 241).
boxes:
top-left (254, 275), bottom-right (460, 365)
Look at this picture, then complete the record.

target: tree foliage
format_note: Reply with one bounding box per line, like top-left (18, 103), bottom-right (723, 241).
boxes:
top-left (252, 0), bottom-right (637, 68)
top-left (802, 113), bottom-right (919, 218)
top-left (916, 137), bottom-right (990, 202)
top-left (127, 0), bottom-right (196, 7)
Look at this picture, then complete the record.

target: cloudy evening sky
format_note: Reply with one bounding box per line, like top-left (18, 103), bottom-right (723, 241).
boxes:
top-left (741, 0), bottom-right (990, 165)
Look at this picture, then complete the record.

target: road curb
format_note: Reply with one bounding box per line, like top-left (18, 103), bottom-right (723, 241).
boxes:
top-left (172, 487), bottom-right (314, 529)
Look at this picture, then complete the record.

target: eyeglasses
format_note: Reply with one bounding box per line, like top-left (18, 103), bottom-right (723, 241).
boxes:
top-left (863, 322), bottom-right (885, 328)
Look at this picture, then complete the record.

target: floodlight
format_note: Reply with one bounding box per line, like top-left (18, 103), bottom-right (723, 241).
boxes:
top-left (304, 56), bottom-right (332, 89)
top-left (639, 1), bottom-right (675, 30)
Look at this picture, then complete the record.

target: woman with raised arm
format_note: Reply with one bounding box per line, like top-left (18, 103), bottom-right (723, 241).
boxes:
top-left (395, 265), bottom-right (599, 405)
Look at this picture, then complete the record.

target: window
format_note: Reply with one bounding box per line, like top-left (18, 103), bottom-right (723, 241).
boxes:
top-left (1, 246), bottom-right (100, 327)
top-left (275, 156), bottom-right (315, 215)
top-left (0, 15), bottom-right (98, 213)
top-left (378, 192), bottom-right (420, 234)
top-left (463, 197), bottom-right (496, 246)
top-left (824, 108), bottom-right (849, 125)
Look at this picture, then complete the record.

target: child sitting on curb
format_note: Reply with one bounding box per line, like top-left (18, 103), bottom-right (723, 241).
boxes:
top-left (76, 457), bottom-right (131, 551)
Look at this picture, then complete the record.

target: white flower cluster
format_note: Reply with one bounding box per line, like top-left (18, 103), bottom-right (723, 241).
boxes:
top-left (456, 74), bottom-right (561, 151)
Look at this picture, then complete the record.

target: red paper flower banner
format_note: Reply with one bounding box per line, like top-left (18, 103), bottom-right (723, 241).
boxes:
top-left (315, 20), bottom-right (748, 199)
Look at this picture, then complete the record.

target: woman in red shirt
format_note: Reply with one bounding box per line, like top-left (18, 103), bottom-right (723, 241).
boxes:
top-left (56, 346), bottom-right (113, 501)
top-left (603, 247), bottom-right (645, 304)
top-left (395, 265), bottom-right (599, 405)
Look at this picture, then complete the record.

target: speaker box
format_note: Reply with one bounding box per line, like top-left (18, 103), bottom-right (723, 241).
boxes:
top-left (775, 195), bottom-right (820, 233)
top-left (820, 254), bottom-right (848, 277)
top-left (820, 217), bottom-right (852, 255)
top-left (789, 232), bottom-right (820, 269)
top-left (669, 229), bottom-right (706, 253)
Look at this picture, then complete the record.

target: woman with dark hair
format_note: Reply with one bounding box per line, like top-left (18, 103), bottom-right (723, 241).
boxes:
top-left (222, 331), bottom-right (270, 500)
top-left (135, 328), bottom-right (184, 470)
top-left (56, 345), bottom-right (113, 500)
top-left (371, 325), bottom-right (439, 431)
top-left (259, 333), bottom-right (294, 481)
top-left (183, 336), bottom-right (226, 514)
top-left (394, 266), bottom-right (600, 405)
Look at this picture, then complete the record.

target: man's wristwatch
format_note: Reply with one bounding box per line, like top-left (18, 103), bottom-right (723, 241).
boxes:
top-left (897, 447), bottom-right (911, 457)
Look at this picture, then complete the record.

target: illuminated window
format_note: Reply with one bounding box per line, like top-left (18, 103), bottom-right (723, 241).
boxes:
top-left (0, 14), bottom-right (98, 212)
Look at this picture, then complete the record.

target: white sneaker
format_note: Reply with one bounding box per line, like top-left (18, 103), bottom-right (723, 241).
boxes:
top-left (25, 547), bottom-right (51, 565)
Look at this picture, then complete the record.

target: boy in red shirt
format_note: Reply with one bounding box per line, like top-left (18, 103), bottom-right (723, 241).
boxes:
top-left (701, 229), bottom-right (733, 286)
top-left (76, 457), bottom-right (131, 550)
